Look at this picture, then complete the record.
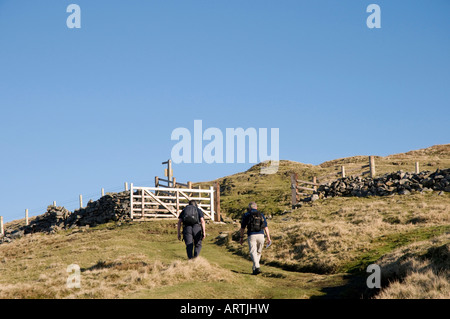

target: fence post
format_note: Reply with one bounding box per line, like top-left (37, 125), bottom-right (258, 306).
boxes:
top-left (53, 201), bottom-right (56, 206)
top-left (166, 159), bottom-right (173, 186)
top-left (415, 162), bottom-right (420, 174)
top-left (25, 209), bottom-right (29, 226)
top-left (124, 182), bottom-right (128, 191)
top-left (214, 182), bottom-right (221, 222)
top-left (155, 176), bottom-right (159, 187)
top-left (341, 166), bottom-right (346, 178)
top-left (79, 195), bottom-right (83, 209)
top-left (1, 216), bottom-right (4, 236)
top-left (101, 188), bottom-right (105, 197)
top-left (369, 156), bottom-right (376, 178)
top-left (209, 186), bottom-right (215, 222)
top-left (291, 173), bottom-right (298, 207)
top-left (313, 176), bottom-right (317, 192)
top-left (130, 183), bottom-right (134, 220)
top-left (173, 177), bottom-right (177, 188)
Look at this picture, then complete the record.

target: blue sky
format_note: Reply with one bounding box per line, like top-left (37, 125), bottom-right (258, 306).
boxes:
top-left (0, 1), bottom-right (449, 222)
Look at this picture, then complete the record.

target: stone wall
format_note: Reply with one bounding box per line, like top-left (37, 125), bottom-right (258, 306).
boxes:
top-left (1, 191), bottom-right (131, 244)
top-left (311, 168), bottom-right (450, 200)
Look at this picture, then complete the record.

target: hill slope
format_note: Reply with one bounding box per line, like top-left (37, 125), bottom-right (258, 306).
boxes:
top-left (1, 144), bottom-right (449, 299)
top-left (198, 144), bottom-right (450, 219)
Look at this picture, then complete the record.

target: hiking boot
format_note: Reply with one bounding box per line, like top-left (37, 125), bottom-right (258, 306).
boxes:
top-left (252, 268), bottom-right (261, 275)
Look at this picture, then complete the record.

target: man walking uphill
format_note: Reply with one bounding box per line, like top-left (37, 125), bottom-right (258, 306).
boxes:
top-left (239, 202), bottom-right (271, 275)
top-left (178, 200), bottom-right (206, 259)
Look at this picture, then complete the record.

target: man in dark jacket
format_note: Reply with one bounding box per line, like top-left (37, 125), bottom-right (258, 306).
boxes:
top-left (239, 202), bottom-right (271, 275)
top-left (177, 200), bottom-right (206, 259)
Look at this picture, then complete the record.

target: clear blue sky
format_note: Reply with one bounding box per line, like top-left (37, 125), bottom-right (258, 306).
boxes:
top-left (1, 1), bottom-right (449, 222)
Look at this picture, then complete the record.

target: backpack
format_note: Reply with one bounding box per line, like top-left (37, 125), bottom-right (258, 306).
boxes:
top-left (248, 210), bottom-right (263, 232)
top-left (182, 205), bottom-right (199, 226)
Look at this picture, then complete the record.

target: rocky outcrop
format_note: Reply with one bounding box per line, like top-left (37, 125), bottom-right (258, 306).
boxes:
top-left (313, 168), bottom-right (450, 199)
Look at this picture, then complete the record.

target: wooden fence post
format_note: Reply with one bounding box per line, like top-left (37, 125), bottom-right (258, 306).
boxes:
top-left (415, 162), bottom-right (420, 174)
top-left (313, 176), bottom-right (317, 192)
top-left (79, 195), bottom-right (83, 209)
top-left (209, 186), bottom-right (215, 222)
top-left (369, 156), bottom-right (376, 178)
top-left (214, 182), bottom-right (221, 222)
top-left (168, 159), bottom-right (173, 186)
top-left (53, 201), bottom-right (56, 206)
top-left (155, 176), bottom-right (159, 187)
top-left (341, 166), bottom-right (346, 178)
top-left (25, 209), bottom-right (29, 226)
top-left (130, 183), bottom-right (134, 220)
top-left (101, 188), bottom-right (105, 197)
top-left (1, 216), bottom-right (4, 236)
top-left (124, 182), bottom-right (128, 191)
top-left (291, 173), bottom-right (298, 207)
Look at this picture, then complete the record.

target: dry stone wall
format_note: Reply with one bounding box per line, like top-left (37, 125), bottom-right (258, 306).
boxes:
top-left (311, 168), bottom-right (450, 200)
top-left (1, 191), bottom-right (131, 244)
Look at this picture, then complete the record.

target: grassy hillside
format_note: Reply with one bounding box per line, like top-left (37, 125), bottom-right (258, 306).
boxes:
top-left (225, 192), bottom-right (450, 275)
top-left (197, 144), bottom-right (450, 219)
top-left (0, 221), bottom-right (346, 299)
top-left (1, 144), bottom-right (449, 299)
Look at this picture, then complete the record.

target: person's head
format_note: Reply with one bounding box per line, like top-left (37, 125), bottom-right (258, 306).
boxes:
top-left (248, 202), bottom-right (257, 211)
top-left (189, 200), bottom-right (198, 207)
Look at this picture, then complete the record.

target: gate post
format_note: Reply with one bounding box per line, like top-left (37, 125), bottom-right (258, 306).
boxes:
top-left (209, 186), bottom-right (215, 222)
top-left (176, 190), bottom-right (180, 217)
top-left (214, 182), bottom-right (221, 222)
top-left (291, 173), bottom-right (298, 207)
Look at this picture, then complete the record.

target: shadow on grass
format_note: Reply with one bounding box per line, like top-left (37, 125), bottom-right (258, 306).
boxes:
top-left (311, 272), bottom-right (381, 299)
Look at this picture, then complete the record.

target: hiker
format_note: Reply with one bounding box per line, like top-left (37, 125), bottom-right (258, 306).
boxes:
top-left (177, 200), bottom-right (206, 259)
top-left (239, 202), bottom-right (271, 275)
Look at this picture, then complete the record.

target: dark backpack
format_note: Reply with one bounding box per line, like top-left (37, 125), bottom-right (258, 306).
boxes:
top-left (248, 210), bottom-right (264, 232)
top-left (182, 205), bottom-right (199, 226)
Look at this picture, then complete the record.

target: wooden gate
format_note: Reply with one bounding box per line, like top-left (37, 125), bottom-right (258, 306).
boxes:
top-left (130, 184), bottom-right (215, 221)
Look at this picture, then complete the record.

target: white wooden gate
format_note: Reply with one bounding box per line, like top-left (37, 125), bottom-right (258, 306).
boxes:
top-left (130, 184), bottom-right (215, 221)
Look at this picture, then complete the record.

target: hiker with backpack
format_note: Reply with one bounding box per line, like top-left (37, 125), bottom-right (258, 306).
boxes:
top-left (177, 200), bottom-right (206, 259)
top-left (239, 202), bottom-right (271, 275)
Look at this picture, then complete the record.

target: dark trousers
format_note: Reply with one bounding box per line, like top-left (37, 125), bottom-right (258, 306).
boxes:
top-left (183, 224), bottom-right (203, 259)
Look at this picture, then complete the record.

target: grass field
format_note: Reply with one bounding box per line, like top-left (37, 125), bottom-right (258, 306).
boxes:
top-left (0, 220), bottom-right (348, 299)
top-left (1, 144), bottom-right (449, 299)
top-left (1, 191), bottom-right (448, 299)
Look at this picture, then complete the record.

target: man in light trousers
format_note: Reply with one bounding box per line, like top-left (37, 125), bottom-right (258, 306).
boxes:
top-left (239, 202), bottom-right (271, 275)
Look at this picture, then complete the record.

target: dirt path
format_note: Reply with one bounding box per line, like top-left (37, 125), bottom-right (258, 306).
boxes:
top-left (129, 228), bottom-right (351, 299)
